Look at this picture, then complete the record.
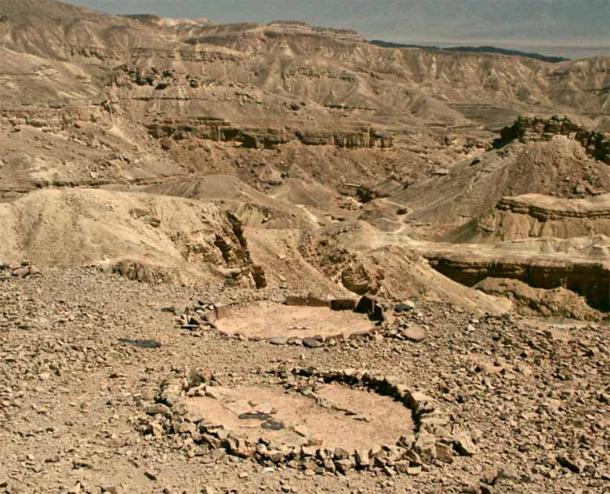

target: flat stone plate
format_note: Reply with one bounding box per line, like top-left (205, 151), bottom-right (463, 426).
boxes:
top-left (215, 301), bottom-right (373, 340)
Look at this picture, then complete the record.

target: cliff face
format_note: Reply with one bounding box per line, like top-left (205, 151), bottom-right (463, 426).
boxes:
top-left (456, 193), bottom-right (610, 242)
top-left (147, 118), bottom-right (393, 150)
top-left (427, 254), bottom-right (610, 311)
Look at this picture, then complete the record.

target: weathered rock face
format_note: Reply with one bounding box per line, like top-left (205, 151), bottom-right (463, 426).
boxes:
top-left (460, 193), bottom-right (610, 242)
top-left (296, 129), bottom-right (393, 149)
top-left (428, 255), bottom-right (610, 311)
top-left (147, 118), bottom-right (392, 149)
top-left (499, 116), bottom-right (610, 163)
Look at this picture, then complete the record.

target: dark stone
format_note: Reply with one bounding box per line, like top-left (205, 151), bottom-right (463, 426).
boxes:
top-left (355, 296), bottom-right (375, 314)
top-left (261, 419), bottom-right (285, 431)
top-left (284, 295), bottom-right (330, 307)
top-left (238, 412), bottom-right (271, 421)
top-left (394, 302), bottom-right (414, 313)
top-left (303, 337), bottom-right (323, 349)
top-left (187, 316), bottom-right (200, 326)
top-left (557, 455), bottom-right (583, 473)
top-left (251, 265), bottom-right (267, 288)
top-left (330, 298), bottom-right (356, 311)
top-left (371, 304), bottom-right (384, 322)
top-left (118, 339), bottom-right (162, 349)
top-left (355, 296), bottom-right (384, 322)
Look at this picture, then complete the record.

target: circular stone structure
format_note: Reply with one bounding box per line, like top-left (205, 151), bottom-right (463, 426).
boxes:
top-left (141, 368), bottom-right (471, 474)
top-left (214, 300), bottom-right (374, 342)
top-left (182, 382), bottom-right (413, 452)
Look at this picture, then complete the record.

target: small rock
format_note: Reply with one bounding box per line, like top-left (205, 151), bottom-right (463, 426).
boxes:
top-left (403, 325), bottom-right (427, 342)
top-left (144, 470), bottom-right (158, 481)
top-left (355, 449), bottom-right (370, 467)
top-left (118, 339), bottom-right (162, 349)
top-left (453, 432), bottom-right (478, 457)
top-left (557, 455), bottom-right (584, 473)
top-left (394, 301), bottom-right (415, 313)
top-left (435, 442), bottom-right (454, 463)
top-left (303, 338), bottom-right (322, 349)
top-left (333, 448), bottom-right (350, 460)
top-left (269, 337), bottom-right (288, 346)
top-left (145, 403), bottom-right (172, 417)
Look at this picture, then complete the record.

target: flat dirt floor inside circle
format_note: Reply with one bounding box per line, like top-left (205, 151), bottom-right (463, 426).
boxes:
top-left (183, 383), bottom-right (414, 452)
top-left (215, 301), bottom-right (373, 340)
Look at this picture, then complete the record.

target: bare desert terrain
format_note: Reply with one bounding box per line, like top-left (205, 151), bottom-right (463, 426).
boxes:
top-left (0, 1), bottom-right (609, 493)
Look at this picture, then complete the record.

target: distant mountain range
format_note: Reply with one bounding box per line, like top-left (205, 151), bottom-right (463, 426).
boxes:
top-left (69, 0), bottom-right (610, 59)
top-left (369, 40), bottom-right (570, 63)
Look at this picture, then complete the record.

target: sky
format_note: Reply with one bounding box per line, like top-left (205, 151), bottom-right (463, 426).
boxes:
top-left (68, 0), bottom-right (610, 58)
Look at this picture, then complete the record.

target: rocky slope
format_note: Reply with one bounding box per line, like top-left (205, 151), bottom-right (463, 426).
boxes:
top-left (0, 188), bottom-right (257, 285)
top-left (392, 118), bottom-right (610, 240)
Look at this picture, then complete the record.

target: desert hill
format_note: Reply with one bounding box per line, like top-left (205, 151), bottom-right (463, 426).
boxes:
top-left (0, 188), bottom-right (257, 284)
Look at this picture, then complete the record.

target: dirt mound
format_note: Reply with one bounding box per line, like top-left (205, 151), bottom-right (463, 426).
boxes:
top-left (0, 188), bottom-right (256, 285)
top-left (142, 173), bottom-right (351, 231)
top-left (143, 175), bottom-right (314, 229)
top-left (475, 278), bottom-right (602, 321)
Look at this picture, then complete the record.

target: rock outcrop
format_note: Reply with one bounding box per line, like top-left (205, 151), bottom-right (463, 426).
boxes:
top-left (147, 118), bottom-right (393, 149)
top-left (498, 115), bottom-right (610, 163)
top-left (475, 277), bottom-right (602, 320)
top-left (459, 193), bottom-right (610, 242)
top-left (427, 254), bottom-right (610, 311)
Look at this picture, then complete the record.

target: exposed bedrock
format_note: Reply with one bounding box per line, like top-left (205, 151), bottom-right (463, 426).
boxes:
top-left (456, 193), bottom-right (610, 242)
top-left (147, 118), bottom-right (393, 149)
top-left (427, 255), bottom-right (610, 312)
top-left (496, 195), bottom-right (610, 221)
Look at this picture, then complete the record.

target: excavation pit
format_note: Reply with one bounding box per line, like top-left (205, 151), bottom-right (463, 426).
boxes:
top-left (182, 382), bottom-right (415, 452)
top-left (214, 300), bottom-right (375, 342)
